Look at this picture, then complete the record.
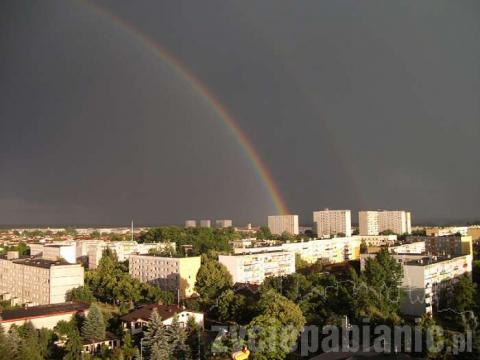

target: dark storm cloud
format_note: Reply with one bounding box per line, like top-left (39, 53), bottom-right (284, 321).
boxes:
top-left (0, 0), bottom-right (479, 225)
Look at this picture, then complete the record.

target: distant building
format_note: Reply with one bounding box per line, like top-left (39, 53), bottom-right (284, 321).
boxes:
top-left (129, 255), bottom-right (201, 298)
top-left (359, 210), bottom-right (411, 235)
top-left (120, 304), bottom-right (204, 335)
top-left (313, 209), bottom-right (352, 237)
top-left (0, 302), bottom-right (89, 332)
top-left (0, 252), bottom-right (84, 306)
top-left (87, 241), bottom-right (175, 269)
top-left (425, 226), bottom-right (469, 237)
top-left (268, 215), bottom-right (299, 235)
top-left (199, 220), bottom-right (211, 228)
top-left (185, 220), bottom-right (197, 228)
top-left (407, 235), bottom-right (473, 257)
top-left (215, 219), bottom-right (233, 228)
top-left (29, 242), bottom-right (77, 264)
top-left (219, 251), bottom-right (295, 284)
top-left (468, 226), bottom-right (480, 241)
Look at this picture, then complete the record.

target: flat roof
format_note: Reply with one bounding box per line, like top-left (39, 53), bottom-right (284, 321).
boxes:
top-left (404, 254), bottom-right (468, 266)
top-left (0, 302), bottom-right (88, 321)
top-left (0, 256), bottom-right (73, 268)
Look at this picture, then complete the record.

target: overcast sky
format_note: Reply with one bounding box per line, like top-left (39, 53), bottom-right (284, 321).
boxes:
top-left (1, 0), bottom-right (479, 226)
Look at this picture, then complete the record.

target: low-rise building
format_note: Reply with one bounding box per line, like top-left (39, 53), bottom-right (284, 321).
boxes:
top-left (120, 304), bottom-right (204, 335)
top-left (0, 252), bottom-right (84, 306)
top-left (0, 302), bottom-right (89, 332)
top-left (219, 251), bottom-right (295, 285)
top-left (199, 220), bottom-right (211, 228)
top-left (129, 255), bottom-right (201, 298)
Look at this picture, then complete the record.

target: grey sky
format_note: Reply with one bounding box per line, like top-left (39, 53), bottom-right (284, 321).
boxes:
top-left (1, 0), bottom-right (479, 226)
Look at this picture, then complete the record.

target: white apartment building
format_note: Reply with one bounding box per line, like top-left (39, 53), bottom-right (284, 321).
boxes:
top-left (29, 243), bottom-right (77, 264)
top-left (199, 220), bottom-right (211, 228)
top-left (425, 226), bottom-right (469, 237)
top-left (233, 235), bottom-right (397, 265)
top-left (185, 220), bottom-right (197, 228)
top-left (359, 210), bottom-right (412, 235)
top-left (268, 215), bottom-right (299, 235)
top-left (313, 209), bottom-right (352, 237)
top-left (219, 251), bottom-right (295, 285)
top-left (401, 254), bottom-right (472, 316)
top-left (215, 219), bottom-right (233, 228)
top-left (129, 255), bottom-right (201, 298)
top-left (0, 252), bottom-right (84, 306)
top-left (88, 241), bottom-right (175, 269)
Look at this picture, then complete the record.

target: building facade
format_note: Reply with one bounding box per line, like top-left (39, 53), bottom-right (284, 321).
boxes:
top-left (199, 220), bottom-right (211, 228)
top-left (129, 255), bottom-right (201, 298)
top-left (29, 243), bottom-right (77, 264)
top-left (0, 252), bottom-right (84, 306)
top-left (185, 220), bottom-right (197, 228)
top-left (215, 219), bottom-right (233, 228)
top-left (359, 210), bottom-right (412, 235)
top-left (267, 215), bottom-right (299, 235)
top-left (87, 241), bottom-right (175, 269)
top-left (219, 251), bottom-right (295, 284)
top-left (313, 209), bottom-right (352, 237)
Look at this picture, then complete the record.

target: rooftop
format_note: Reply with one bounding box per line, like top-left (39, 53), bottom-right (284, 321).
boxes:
top-left (0, 302), bottom-right (88, 321)
top-left (120, 304), bottom-right (201, 322)
top-left (404, 254), bottom-right (468, 266)
top-left (0, 255), bottom-right (73, 268)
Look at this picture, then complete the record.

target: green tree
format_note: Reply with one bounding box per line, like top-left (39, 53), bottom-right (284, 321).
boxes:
top-left (216, 289), bottom-right (247, 323)
top-left (63, 328), bottom-right (83, 360)
top-left (168, 315), bottom-right (190, 359)
top-left (255, 226), bottom-right (272, 240)
top-left (195, 256), bottom-right (233, 304)
top-left (82, 304), bottom-right (106, 342)
top-left (122, 332), bottom-right (139, 360)
top-left (143, 310), bottom-right (171, 360)
top-left (66, 285), bottom-right (95, 303)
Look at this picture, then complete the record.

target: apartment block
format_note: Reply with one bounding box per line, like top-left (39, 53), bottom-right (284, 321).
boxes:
top-left (199, 220), bottom-right (211, 228)
top-left (219, 251), bottom-right (295, 285)
top-left (215, 219), bottom-right (233, 228)
top-left (359, 210), bottom-right (412, 235)
top-left (29, 243), bottom-right (77, 264)
top-left (407, 235), bottom-right (473, 257)
top-left (185, 220), bottom-right (197, 228)
top-left (425, 226), bottom-right (469, 237)
top-left (313, 209), bottom-right (352, 237)
top-left (129, 255), bottom-right (201, 298)
top-left (88, 241), bottom-right (175, 269)
top-left (268, 215), bottom-right (299, 235)
top-left (0, 252), bottom-right (84, 306)
top-left (401, 254), bottom-right (472, 316)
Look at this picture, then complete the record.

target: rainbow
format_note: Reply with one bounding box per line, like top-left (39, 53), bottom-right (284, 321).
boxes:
top-left (79, 0), bottom-right (288, 215)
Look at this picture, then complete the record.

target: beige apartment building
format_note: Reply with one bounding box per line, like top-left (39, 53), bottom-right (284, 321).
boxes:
top-left (215, 219), bottom-right (233, 228)
top-left (185, 220), bottom-right (197, 228)
top-left (0, 252), bottom-right (84, 306)
top-left (268, 215), bottom-right (299, 235)
top-left (359, 210), bottom-right (411, 235)
top-left (219, 251), bottom-right (295, 284)
top-left (129, 255), bottom-right (201, 298)
top-left (313, 209), bottom-right (352, 237)
top-left (29, 242), bottom-right (77, 264)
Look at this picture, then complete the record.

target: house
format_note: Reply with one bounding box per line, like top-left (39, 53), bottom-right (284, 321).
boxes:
top-left (120, 304), bottom-right (204, 335)
top-left (82, 332), bottom-right (121, 354)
